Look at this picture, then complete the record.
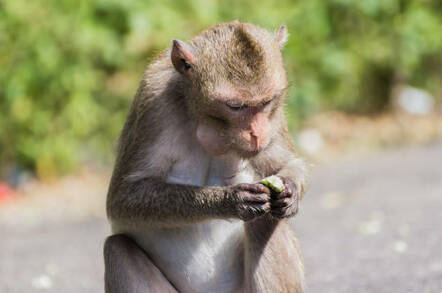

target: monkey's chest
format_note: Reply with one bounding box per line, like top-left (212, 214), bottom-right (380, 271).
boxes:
top-left (165, 151), bottom-right (256, 186)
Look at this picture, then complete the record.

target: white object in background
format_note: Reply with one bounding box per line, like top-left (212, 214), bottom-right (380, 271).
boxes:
top-left (297, 129), bottom-right (324, 155)
top-left (397, 86), bottom-right (434, 115)
top-left (393, 240), bottom-right (408, 254)
top-left (31, 275), bottom-right (52, 290)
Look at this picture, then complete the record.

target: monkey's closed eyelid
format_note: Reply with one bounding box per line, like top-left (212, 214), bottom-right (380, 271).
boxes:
top-left (259, 97), bottom-right (275, 108)
top-left (226, 101), bottom-right (247, 110)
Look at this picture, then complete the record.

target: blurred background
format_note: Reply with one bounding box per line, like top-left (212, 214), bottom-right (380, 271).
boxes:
top-left (0, 0), bottom-right (441, 292)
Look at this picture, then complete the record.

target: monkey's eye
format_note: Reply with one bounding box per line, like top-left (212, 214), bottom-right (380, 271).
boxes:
top-left (226, 101), bottom-right (247, 111)
top-left (262, 99), bottom-right (273, 107)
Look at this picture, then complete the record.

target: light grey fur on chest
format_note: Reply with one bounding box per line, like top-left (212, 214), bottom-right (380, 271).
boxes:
top-left (166, 145), bottom-right (256, 187)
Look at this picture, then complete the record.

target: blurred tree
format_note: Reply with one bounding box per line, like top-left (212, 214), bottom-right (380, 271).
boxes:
top-left (0, 0), bottom-right (441, 178)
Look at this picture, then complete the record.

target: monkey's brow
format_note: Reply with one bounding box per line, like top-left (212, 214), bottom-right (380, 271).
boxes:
top-left (238, 94), bottom-right (278, 107)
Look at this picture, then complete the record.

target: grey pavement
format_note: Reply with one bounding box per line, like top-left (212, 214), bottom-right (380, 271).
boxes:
top-left (293, 142), bottom-right (442, 292)
top-left (1, 142), bottom-right (441, 292)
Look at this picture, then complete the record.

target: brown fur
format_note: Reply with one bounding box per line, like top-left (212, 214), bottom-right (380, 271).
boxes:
top-left (106, 21), bottom-right (307, 293)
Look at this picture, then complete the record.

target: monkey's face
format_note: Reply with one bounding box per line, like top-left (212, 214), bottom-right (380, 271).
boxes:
top-left (195, 89), bottom-right (284, 158)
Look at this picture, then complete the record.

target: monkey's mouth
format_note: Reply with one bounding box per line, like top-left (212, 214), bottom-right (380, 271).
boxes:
top-left (231, 137), bottom-right (269, 158)
top-left (235, 147), bottom-right (262, 159)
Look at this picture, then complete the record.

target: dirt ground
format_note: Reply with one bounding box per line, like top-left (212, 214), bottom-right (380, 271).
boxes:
top-left (1, 142), bottom-right (441, 293)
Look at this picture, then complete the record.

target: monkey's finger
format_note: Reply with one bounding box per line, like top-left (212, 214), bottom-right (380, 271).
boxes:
top-left (241, 192), bottom-right (270, 204)
top-left (281, 177), bottom-right (296, 191)
top-left (270, 206), bottom-right (287, 217)
top-left (271, 205), bottom-right (294, 216)
top-left (239, 202), bottom-right (271, 220)
top-left (271, 201), bottom-right (298, 218)
top-left (273, 188), bottom-right (292, 199)
top-left (272, 197), bottom-right (297, 209)
top-left (271, 211), bottom-right (288, 219)
top-left (271, 206), bottom-right (298, 218)
top-left (237, 183), bottom-right (271, 194)
top-left (247, 202), bottom-right (271, 214)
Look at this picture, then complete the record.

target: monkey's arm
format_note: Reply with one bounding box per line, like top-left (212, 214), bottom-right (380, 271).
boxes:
top-left (107, 177), bottom-right (229, 227)
top-left (244, 217), bottom-right (305, 293)
top-left (107, 177), bottom-right (271, 228)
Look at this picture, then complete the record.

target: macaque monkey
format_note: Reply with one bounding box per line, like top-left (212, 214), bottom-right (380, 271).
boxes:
top-left (104, 21), bottom-right (307, 293)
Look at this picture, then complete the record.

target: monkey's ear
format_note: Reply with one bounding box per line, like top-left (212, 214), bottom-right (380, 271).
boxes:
top-left (275, 25), bottom-right (289, 48)
top-left (171, 39), bottom-right (196, 74)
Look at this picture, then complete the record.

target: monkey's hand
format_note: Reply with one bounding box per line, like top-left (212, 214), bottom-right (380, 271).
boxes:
top-left (229, 183), bottom-right (271, 221)
top-left (270, 177), bottom-right (299, 219)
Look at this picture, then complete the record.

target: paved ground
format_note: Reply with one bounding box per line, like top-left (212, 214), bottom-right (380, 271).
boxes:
top-left (1, 142), bottom-right (441, 292)
top-left (293, 142), bottom-right (442, 292)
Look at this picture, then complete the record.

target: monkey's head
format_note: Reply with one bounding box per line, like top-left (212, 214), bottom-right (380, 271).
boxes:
top-left (171, 21), bottom-right (289, 158)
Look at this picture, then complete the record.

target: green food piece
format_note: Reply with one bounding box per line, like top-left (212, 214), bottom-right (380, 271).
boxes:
top-left (261, 175), bottom-right (285, 193)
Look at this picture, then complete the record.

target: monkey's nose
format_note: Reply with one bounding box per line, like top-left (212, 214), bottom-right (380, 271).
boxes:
top-left (240, 130), bottom-right (262, 151)
top-left (250, 132), bottom-right (260, 150)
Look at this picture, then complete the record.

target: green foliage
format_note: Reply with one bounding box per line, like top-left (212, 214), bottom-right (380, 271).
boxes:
top-left (0, 0), bottom-right (441, 177)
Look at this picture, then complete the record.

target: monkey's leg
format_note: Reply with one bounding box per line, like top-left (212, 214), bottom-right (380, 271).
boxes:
top-left (104, 234), bottom-right (178, 293)
top-left (244, 217), bottom-right (305, 293)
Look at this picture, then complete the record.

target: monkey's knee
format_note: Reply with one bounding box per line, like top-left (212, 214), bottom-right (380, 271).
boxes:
top-left (104, 234), bottom-right (137, 293)
top-left (104, 234), bottom-right (177, 293)
top-left (104, 234), bottom-right (136, 258)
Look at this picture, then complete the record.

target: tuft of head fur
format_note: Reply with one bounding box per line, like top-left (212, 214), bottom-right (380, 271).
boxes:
top-left (188, 21), bottom-right (287, 93)
top-left (225, 23), bottom-right (266, 83)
